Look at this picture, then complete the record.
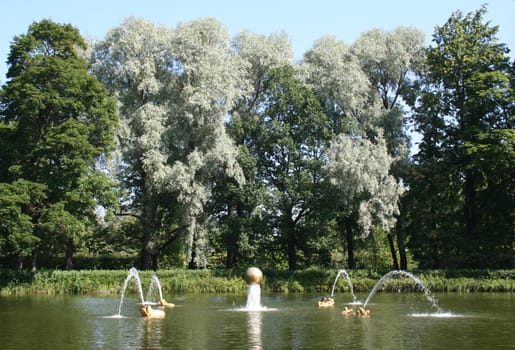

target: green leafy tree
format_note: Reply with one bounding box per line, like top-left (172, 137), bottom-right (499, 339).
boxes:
top-left (0, 180), bottom-right (46, 270)
top-left (407, 6), bottom-right (514, 268)
top-left (0, 20), bottom-right (118, 270)
top-left (219, 31), bottom-right (294, 268)
top-left (246, 65), bottom-right (331, 270)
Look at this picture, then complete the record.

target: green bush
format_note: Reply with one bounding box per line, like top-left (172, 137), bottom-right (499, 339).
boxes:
top-left (0, 268), bottom-right (513, 296)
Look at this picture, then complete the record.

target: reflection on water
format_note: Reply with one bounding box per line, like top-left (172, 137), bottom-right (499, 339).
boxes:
top-left (247, 311), bottom-right (262, 350)
top-left (0, 293), bottom-right (513, 350)
top-left (142, 318), bottom-right (164, 349)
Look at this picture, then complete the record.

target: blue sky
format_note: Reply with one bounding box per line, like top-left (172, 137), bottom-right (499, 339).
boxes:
top-left (1, 0), bottom-right (513, 81)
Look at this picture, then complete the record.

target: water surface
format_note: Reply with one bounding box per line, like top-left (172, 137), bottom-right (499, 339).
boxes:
top-left (0, 292), bottom-right (513, 349)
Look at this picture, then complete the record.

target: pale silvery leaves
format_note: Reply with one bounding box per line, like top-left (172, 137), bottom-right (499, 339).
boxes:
top-left (134, 103), bottom-right (170, 191)
top-left (91, 17), bottom-right (246, 266)
top-left (232, 31), bottom-right (294, 99)
top-left (165, 17), bottom-right (245, 188)
top-left (351, 26), bottom-right (425, 109)
top-left (299, 35), bottom-right (382, 132)
top-left (171, 18), bottom-right (240, 116)
top-left (91, 17), bottom-right (171, 108)
top-left (167, 18), bottom-right (246, 265)
top-left (326, 133), bottom-right (405, 238)
top-left (358, 175), bottom-right (405, 236)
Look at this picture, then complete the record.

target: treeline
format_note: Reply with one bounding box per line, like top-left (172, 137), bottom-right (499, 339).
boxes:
top-left (0, 5), bottom-right (513, 272)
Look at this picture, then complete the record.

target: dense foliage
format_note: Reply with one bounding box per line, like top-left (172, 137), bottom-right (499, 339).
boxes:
top-left (0, 20), bottom-right (118, 270)
top-left (0, 6), bottom-right (513, 271)
top-left (1, 268), bottom-right (513, 295)
top-left (404, 6), bottom-right (514, 268)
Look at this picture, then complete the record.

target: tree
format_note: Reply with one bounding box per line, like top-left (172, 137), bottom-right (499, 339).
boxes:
top-left (92, 17), bottom-right (176, 270)
top-left (407, 6), bottom-right (514, 268)
top-left (300, 35), bottom-right (374, 135)
top-left (166, 18), bottom-right (245, 268)
top-left (0, 20), bottom-right (118, 270)
top-left (300, 34), bottom-right (412, 269)
top-left (351, 27), bottom-right (425, 150)
top-left (220, 31), bottom-right (294, 268)
top-left (326, 134), bottom-right (405, 269)
top-left (92, 18), bottom-right (244, 269)
top-left (299, 36), bottom-right (373, 269)
top-left (0, 180), bottom-right (45, 270)
top-left (245, 65), bottom-right (331, 270)
top-left (351, 27), bottom-right (425, 269)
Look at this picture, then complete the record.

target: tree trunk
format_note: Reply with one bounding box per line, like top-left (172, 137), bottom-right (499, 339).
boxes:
top-left (387, 233), bottom-right (399, 270)
top-left (13, 254), bottom-right (23, 271)
top-left (280, 209), bottom-right (298, 270)
top-left (395, 213), bottom-right (408, 270)
top-left (225, 195), bottom-right (238, 269)
top-left (140, 201), bottom-right (158, 270)
top-left (188, 246), bottom-right (197, 269)
top-left (345, 217), bottom-right (355, 269)
top-left (152, 250), bottom-right (159, 271)
top-left (287, 227), bottom-right (297, 271)
top-left (464, 173), bottom-right (477, 237)
top-left (31, 248), bottom-right (39, 272)
top-left (64, 240), bottom-right (74, 270)
top-left (141, 236), bottom-right (153, 270)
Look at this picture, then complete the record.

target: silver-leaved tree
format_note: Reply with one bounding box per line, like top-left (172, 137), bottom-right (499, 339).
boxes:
top-left (92, 17), bottom-right (244, 269)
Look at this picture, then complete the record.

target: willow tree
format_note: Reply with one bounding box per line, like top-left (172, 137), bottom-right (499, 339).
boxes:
top-left (93, 18), bottom-right (244, 269)
top-left (300, 35), bottom-right (376, 134)
top-left (351, 26), bottom-right (425, 156)
top-left (351, 26), bottom-right (425, 269)
top-left (92, 17), bottom-right (175, 269)
top-left (164, 18), bottom-right (244, 268)
top-left (0, 20), bottom-right (118, 270)
top-left (300, 36), bottom-right (385, 268)
top-left (326, 134), bottom-right (405, 269)
top-left (407, 6), bottom-right (514, 268)
top-left (300, 29), bottom-right (424, 269)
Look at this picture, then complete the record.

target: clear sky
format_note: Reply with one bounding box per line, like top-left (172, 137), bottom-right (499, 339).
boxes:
top-left (0, 0), bottom-right (513, 81)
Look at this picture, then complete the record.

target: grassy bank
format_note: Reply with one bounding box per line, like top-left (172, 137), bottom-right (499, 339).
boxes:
top-left (1, 268), bottom-right (514, 296)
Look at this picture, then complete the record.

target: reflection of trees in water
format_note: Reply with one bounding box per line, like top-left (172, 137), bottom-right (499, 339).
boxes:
top-left (141, 317), bottom-right (164, 349)
top-left (247, 311), bottom-right (262, 350)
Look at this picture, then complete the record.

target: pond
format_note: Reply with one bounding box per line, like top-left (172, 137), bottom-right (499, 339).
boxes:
top-left (0, 292), bottom-right (513, 349)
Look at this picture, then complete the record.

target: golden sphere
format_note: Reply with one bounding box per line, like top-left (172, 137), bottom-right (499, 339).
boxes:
top-left (244, 267), bottom-right (263, 285)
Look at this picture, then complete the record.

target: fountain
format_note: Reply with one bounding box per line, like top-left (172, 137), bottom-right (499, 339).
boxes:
top-left (362, 270), bottom-right (442, 312)
top-left (330, 269), bottom-right (358, 303)
top-left (117, 267), bottom-right (173, 318)
top-left (146, 274), bottom-right (164, 302)
top-left (244, 267), bottom-right (264, 311)
top-left (117, 267), bottom-right (145, 316)
top-left (318, 296), bottom-right (335, 308)
top-left (147, 274), bottom-right (175, 308)
top-left (319, 269), bottom-right (357, 308)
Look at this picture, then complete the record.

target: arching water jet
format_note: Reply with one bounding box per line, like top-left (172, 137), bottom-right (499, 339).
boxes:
top-left (147, 274), bottom-right (175, 308)
top-left (363, 270), bottom-right (442, 312)
top-left (330, 269), bottom-right (358, 303)
top-left (117, 267), bottom-right (145, 316)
